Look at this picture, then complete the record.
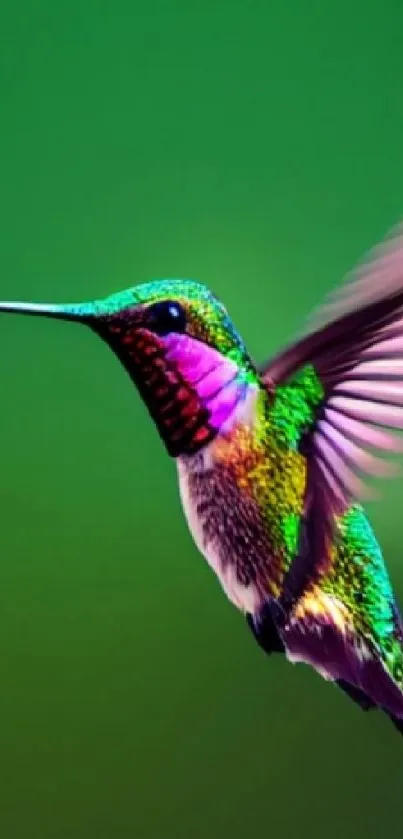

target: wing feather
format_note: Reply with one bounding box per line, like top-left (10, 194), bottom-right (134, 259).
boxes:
top-left (260, 223), bottom-right (403, 510)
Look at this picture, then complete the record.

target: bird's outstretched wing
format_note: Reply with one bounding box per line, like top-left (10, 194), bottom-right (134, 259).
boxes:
top-left (259, 223), bottom-right (403, 604)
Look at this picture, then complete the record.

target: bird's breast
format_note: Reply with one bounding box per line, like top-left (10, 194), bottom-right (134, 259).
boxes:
top-left (176, 396), bottom-right (307, 613)
top-left (177, 449), bottom-right (267, 612)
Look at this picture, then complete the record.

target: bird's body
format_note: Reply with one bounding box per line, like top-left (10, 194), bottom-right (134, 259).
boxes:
top-left (176, 372), bottom-right (309, 614)
top-left (3, 226), bottom-right (403, 734)
top-left (177, 361), bottom-right (403, 725)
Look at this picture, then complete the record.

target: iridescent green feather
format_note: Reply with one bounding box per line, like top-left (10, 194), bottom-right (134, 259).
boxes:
top-left (321, 505), bottom-right (403, 686)
top-left (269, 364), bottom-right (324, 449)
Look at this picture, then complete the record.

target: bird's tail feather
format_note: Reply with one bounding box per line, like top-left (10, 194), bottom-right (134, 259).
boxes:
top-left (337, 678), bottom-right (403, 736)
top-left (386, 712), bottom-right (403, 736)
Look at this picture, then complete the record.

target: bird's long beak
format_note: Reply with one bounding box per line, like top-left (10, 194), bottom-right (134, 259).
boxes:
top-left (0, 299), bottom-right (96, 322)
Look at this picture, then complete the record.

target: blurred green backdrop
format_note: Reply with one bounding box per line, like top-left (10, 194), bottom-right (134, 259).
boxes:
top-left (0, 1), bottom-right (403, 837)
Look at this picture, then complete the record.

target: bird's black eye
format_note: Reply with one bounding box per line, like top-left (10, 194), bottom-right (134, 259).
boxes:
top-left (147, 300), bottom-right (187, 336)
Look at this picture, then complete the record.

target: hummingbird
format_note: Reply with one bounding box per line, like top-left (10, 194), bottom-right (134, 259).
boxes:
top-left (2, 225), bottom-right (403, 736)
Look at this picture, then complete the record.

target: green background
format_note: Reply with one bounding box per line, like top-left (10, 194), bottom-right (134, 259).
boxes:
top-left (0, 1), bottom-right (402, 836)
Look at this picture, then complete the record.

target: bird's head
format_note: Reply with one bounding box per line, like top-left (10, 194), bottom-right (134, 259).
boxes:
top-left (0, 279), bottom-right (259, 456)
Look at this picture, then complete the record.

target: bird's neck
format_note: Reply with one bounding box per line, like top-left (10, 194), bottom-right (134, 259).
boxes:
top-left (179, 380), bottom-right (270, 470)
top-left (179, 363), bottom-right (321, 467)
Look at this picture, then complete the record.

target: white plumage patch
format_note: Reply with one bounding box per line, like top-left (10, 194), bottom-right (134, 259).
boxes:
top-left (176, 385), bottom-right (263, 614)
